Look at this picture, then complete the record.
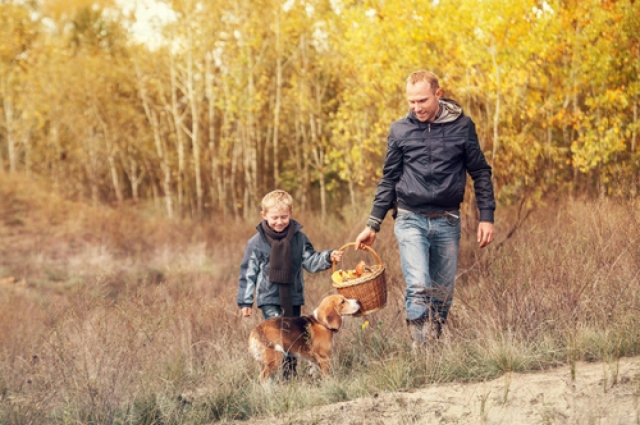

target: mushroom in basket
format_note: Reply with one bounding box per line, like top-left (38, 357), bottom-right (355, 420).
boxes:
top-left (332, 260), bottom-right (376, 284)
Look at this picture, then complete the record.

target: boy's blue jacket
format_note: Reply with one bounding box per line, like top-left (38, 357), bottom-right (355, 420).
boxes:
top-left (237, 220), bottom-right (333, 308)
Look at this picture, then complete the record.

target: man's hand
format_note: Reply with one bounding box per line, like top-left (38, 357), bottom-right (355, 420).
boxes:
top-left (241, 307), bottom-right (252, 317)
top-left (355, 227), bottom-right (377, 250)
top-left (477, 222), bottom-right (495, 248)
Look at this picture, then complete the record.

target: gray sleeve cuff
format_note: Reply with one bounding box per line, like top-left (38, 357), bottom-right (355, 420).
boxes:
top-left (366, 216), bottom-right (382, 232)
top-left (479, 209), bottom-right (494, 223)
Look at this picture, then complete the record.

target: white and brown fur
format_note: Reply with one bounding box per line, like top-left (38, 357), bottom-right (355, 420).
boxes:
top-left (248, 294), bottom-right (361, 382)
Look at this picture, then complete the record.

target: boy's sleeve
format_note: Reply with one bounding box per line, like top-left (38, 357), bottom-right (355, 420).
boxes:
top-left (301, 234), bottom-right (333, 273)
top-left (237, 240), bottom-right (258, 308)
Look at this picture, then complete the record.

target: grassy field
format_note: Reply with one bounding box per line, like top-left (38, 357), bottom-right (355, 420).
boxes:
top-left (1, 175), bottom-right (639, 424)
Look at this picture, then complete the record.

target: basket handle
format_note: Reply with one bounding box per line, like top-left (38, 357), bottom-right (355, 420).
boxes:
top-left (332, 242), bottom-right (383, 272)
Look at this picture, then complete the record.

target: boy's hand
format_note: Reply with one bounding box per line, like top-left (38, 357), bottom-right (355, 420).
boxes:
top-left (241, 307), bottom-right (252, 317)
top-left (330, 250), bottom-right (343, 263)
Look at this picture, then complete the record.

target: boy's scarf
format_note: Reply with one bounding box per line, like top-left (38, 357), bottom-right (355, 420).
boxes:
top-left (261, 220), bottom-right (296, 316)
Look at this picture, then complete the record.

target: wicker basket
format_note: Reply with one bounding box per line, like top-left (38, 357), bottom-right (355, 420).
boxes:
top-left (331, 242), bottom-right (387, 316)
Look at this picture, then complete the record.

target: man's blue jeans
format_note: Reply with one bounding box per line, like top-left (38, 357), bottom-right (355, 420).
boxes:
top-left (394, 209), bottom-right (461, 323)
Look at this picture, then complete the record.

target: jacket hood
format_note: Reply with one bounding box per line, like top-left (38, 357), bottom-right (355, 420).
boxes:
top-left (434, 98), bottom-right (463, 123)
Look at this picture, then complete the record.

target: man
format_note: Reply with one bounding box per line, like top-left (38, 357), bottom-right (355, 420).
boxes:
top-left (355, 70), bottom-right (495, 346)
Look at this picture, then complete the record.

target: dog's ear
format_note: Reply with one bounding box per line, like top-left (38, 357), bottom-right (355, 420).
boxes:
top-left (325, 308), bottom-right (342, 330)
top-left (316, 297), bottom-right (343, 330)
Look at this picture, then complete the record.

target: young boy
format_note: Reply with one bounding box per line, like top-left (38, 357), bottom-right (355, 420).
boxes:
top-left (237, 189), bottom-right (343, 379)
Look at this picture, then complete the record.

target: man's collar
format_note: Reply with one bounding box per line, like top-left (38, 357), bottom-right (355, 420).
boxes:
top-left (435, 102), bottom-right (442, 121)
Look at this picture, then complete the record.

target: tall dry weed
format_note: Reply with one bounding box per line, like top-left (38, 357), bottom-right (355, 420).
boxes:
top-left (2, 176), bottom-right (640, 423)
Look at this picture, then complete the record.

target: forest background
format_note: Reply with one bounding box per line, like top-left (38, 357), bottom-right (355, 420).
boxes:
top-left (2, 0), bottom-right (640, 219)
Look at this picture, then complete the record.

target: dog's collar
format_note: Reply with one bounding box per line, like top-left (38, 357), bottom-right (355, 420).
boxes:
top-left (322, 324), bottom-right (339, 333)
top-left (313, 309), bottom-right (339, 332)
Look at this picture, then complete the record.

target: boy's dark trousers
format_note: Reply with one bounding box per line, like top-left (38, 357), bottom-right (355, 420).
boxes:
top-left (260, 304), bottom-right (301, 379)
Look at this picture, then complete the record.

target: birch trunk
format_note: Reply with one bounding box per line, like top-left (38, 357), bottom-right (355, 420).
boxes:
top-left (123, 154), bottom-right (145, 203)
top-left (143, 157), bottom-right (159, 209)
top-left (221, 77), bottom-right (234, 220)
top-left (135, 63), bottom-right (174, 218)
top-left (632, 92), bottom-right (637, 153)
top-left (169, 58), bottom-right (186, 217)
top-left (3, 92), bottom-right (17, 173)
top-left (490, 45), bottom-right (500, 169)
top-left (22, 129), bottom-right (31, 177)
top-left (231, 125), bottom-right (240, 218)
top-left (293, 110), bottom-right (307, 211)
top-left (633, 92), bottom-right (638, 194)
top-left (313, 148), bottom-right (327, 220)
top-left (94, 107), bottom-right (124, 205)
top-left (243, 51), bottom-right (258, 217)
top-left (205, 54), bottom-right (222, 215)
top-left (84, 127), bottom-right (100, 208)
top-left (184, 27), bottom-right (203, 219)
top-left (108, 154), bottom-right (123, 204)
top-left (348, 179), bottom-right (356, 213)
top-left (272, 7), bottom-right (282, 187)
top-left (303, 34), bottom-right (330, 219)
top-left (49, 121), bottom-right (61, 191)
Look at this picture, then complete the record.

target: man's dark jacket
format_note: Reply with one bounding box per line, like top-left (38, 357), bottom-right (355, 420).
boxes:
top-left (368, 99), bottom-right (495, 226)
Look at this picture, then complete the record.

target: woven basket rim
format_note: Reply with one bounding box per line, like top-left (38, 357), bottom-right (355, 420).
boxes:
top-left (331, 266), bottom-right (385, 289)
top-left (331, 242), bottom-right (383, 272)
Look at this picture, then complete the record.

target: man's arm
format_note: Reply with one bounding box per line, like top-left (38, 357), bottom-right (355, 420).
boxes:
top-left (368, 137), bottom-right (403, 225)
top-left (464, 120), bottom-right (495, 223)
top-left (357, 136), bottom-right (403, 250)
top-left (464, 119), bottom-right (496, 247)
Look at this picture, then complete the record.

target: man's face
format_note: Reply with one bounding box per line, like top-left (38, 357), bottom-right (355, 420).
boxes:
top-left (406, 81), bottom-right (442, 123)
top-left (261, 207), bottom-right (291, 232)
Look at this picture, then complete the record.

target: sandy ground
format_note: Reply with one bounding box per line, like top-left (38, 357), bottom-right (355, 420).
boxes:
top-left (232, 357), bottom-right (640, 425)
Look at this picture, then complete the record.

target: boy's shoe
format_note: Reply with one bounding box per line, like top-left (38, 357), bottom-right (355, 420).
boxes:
top-left (282, 355), bottom-right (298, 380)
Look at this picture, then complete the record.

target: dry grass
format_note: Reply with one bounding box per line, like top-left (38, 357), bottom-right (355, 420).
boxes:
top-left (1, 175), bottom-right (639, 424)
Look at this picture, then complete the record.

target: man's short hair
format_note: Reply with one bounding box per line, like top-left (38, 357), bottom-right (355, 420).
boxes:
top-left (261, 190), bottom-right (293, 213)
top-left (406, 70), bottom-right (440, 91)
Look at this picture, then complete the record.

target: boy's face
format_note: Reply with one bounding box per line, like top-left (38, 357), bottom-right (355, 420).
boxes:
top-left (261, 207), bottom-right (291, 233)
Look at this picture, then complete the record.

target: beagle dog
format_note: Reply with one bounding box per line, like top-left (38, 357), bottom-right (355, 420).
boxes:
top-left (248, 294), bottom-right (361, 382)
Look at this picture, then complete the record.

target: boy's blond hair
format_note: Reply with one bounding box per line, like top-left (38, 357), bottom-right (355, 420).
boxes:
top-left (261, 190), bottom-right (293, 213)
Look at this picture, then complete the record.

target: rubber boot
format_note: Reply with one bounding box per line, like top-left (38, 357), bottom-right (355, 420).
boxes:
top-left (408, 319), bottom-right (427, 352)
top-left (409, 318), bottom-right (445, 352)
top-left (426, 318), bottom-right (443, 340)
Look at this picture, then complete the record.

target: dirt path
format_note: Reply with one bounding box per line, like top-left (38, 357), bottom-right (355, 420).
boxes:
top-left (232, 357), bottom-right (640, 425)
